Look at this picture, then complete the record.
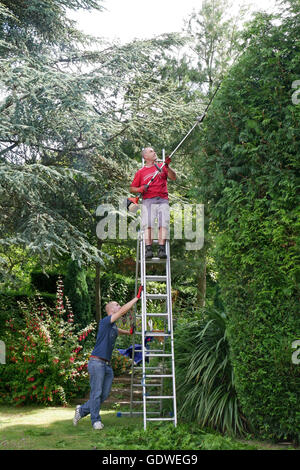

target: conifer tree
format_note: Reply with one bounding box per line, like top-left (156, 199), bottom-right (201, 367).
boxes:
top-left (0, 1), bottom-right (196, 283)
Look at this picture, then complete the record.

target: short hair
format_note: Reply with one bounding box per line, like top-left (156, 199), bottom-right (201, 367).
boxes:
top-left (141, 147), bottom-right (151, 158)
top-left (105, 301), bottom-right (116, 315)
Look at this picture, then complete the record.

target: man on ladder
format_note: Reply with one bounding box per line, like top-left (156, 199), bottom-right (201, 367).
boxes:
top-left (129, 147), bottom-right (176, 259)
top-left (128, 147), bottom-right (178, 430)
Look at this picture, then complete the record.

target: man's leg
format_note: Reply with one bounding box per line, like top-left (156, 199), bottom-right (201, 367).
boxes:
top-left (142, 199), bottom-right (156, 257)
top-left (158, 227), bottom-right (168, 245)
top-left (98, 365), bottom-right (114, 421)
top-left (79, 359), bottom-right (106, 426)
top-left (157, 202), bottom-right (170, 258)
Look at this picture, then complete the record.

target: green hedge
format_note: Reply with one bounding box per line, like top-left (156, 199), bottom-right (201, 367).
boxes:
top-left (192, 6), bottom-right (300, 441)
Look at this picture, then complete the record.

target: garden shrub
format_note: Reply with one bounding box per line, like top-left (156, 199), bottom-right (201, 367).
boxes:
top-left (30, 270), bottom-right (59, 294)
top-left (0, 278), bottom-right (96, 406)
top-left (64, 260), bottom-right (92, 328)
top-left (100, 272), bottom-right (136, 308)
top-left (111, 349), bottom-right (132, 377)
top-left (192, 4), bottom-right (300, 441)
top-left (175, 309), bottom-right (247, 436)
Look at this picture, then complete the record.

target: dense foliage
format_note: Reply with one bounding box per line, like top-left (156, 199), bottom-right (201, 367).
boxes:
top-left (0, 277), bottom-right (133, 403)
top-left (0, 0), bottom-right (196, 278)
top-left (0, 278), bottom-right (95, 405)
top-left (191, 1), bottom-right (300, 440)
top-left (175, 309), bottom-right (247, 436)
top-left (0, 0), bottom-right (299, 444)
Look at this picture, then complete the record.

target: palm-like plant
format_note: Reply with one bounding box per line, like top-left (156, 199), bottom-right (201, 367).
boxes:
top-left (175, 309), bottom-right (248, 436)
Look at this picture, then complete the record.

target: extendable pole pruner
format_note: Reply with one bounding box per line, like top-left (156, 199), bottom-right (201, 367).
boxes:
top-left (127, 82), bottom-right (222, 211)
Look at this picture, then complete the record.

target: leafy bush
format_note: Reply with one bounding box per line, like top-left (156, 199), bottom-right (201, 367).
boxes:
top-left (111, 350), bottom-right (132, 377)
top-left (64, 260), bottom-right (92, 327)
top-left (30, 270), bottom-right (58, 294)
top-left (0, 278), bottom-right (96, 406)
top-left (175, 309), bottom-right (247, 436)
top-left (191, 4), bottom-right (300, 441)
top-left (100, 272), bottom-right (136, 308)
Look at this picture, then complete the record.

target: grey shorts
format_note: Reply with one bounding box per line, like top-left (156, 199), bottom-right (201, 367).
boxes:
top-left (141, 197), bottom-right (170, 230)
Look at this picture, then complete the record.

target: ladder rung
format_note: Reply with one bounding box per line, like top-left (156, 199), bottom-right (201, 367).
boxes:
top-left (134, 383), bottom-right (162, 387)
top-left (132, 401), bottom-right (161, 404)
top-left (146, 349), bottom-right (164, 353)
top-left (146, 313), bottom-right (168, 317)
top-left (147, 353), bottom-right (172, 357)
top-left (146, 418), bottom-right (175, 421)
top-left (145, 331), bottom-right (170, 337)
top-left (146, 275), bottom-right (167, 282)
top-left (145, 375), bottom-right (173, 378)
top-left (144, 258), bottom-right (166, 263)
top-left (146, 294), bottom-right (167, 300)
top-left (135, 331), bottom-right (170, 337)
top-left (118, 411), bottom-right (160, 415)
top-left (146, 396), bottom-right (174, 399)
top-left (144, 384), bottom-right (163, 387)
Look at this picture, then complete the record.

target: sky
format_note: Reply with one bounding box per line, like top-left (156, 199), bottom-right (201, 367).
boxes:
top-left (68, 0), bottom-right (280, 44)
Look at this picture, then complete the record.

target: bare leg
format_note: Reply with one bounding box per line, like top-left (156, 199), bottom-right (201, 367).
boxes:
top-left (158, 227), bottom-right (167, 245)
top-left (145, 227), bottom-right (153, 246)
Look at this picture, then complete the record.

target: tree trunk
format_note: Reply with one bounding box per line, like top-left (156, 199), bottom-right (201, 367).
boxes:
top-left (95, 239), bottom-right (103, 323)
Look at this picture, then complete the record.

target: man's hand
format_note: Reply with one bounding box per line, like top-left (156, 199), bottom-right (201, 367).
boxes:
top-left (136, 285), bottom-right (143, 299)
top-left (164, 156), bottom-right (172, 167)
top-left (137, 184), bottom-right (148, 194)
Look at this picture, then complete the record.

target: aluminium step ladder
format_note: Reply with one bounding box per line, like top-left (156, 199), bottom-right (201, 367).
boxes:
top-left (119, 230), bottom-right (177, 430)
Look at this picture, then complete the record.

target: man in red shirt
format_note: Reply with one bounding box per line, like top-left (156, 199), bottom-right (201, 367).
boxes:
top-left (130, 147), bottom-right (176, 258)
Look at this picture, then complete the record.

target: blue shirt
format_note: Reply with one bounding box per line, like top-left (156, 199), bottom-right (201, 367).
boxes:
top-left (91, 316), bottom-right (118, 361)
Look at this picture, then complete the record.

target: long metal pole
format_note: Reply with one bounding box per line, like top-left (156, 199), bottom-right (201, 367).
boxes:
top-left (143, 81), bottom-right (222, 191)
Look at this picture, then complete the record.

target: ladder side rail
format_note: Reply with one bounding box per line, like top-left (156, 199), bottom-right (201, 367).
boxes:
top-left (166, 240), bottom-right (177, 426)
top-left (130, 235), bottom-right (140, 417)
top-left (140, 232), bottom-right (147, 430)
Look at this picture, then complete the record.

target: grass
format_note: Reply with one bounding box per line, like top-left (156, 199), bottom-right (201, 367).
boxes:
top-left (0, 405), bottom-right (295, 450)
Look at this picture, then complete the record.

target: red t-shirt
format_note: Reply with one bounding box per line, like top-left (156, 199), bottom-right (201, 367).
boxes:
top-left (130, 164), bottom-right (168, 200)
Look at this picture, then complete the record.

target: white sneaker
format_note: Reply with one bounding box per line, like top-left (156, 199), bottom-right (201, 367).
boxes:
top-left (93, 421), bottom-right (104, 430)
top-left (73, 405), bottom-right (82, 426)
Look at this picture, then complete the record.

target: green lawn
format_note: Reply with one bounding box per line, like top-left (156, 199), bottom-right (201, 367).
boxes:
top-left (0, 405), bottom-right (293, 450)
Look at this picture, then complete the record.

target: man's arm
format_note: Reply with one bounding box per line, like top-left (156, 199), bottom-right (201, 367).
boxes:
top-left (118, 328), bottom-right (131, 335)
top-left (110, 297), bottom-right (138, 324)
top-left (164, 157), bottom-right (176, 181)
top-left (130, 185), bottom-right (145, 194)
top-left (167, 166), bottom-right (176, 181)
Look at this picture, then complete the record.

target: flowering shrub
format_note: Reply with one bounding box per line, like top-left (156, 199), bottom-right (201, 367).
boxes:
top-left (111, 350), bottom-right (132, 377)
top-left (0, 278), bottom-right (96, 406)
